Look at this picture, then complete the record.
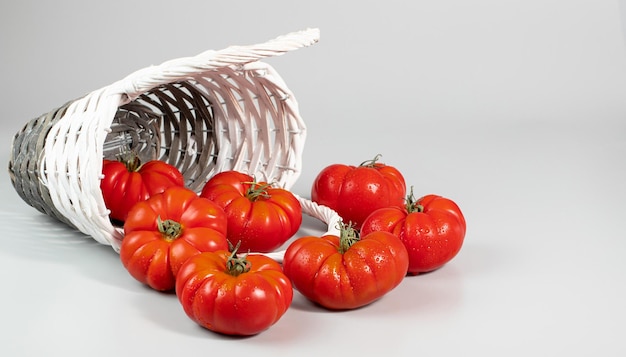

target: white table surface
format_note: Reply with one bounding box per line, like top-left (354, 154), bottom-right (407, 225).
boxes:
top-left (2, 1), bottom-right (626, 356)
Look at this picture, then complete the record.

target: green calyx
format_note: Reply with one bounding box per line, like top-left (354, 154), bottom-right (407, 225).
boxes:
top-left (244, 181), bottom-right (273, 201)
top-left (157, 216), bottom-right (183, 241)
top-left (338, 221), bottom-right (360, 254)
top-left (226, 241), bottom-right (251, 277)
top-left (404, 186), bottom-right (424, 214)
top-left (116, 150), bottom-right (142, 172)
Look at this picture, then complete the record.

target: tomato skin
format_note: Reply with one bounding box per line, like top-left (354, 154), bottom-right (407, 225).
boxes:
top-left (176, 250), bottom-right (293, 336)
top-left (100, 158), bottom-right (184, 222)
top-left (199, 171), bottom-right (302, 253)
top-left (361, 194), bottom-right (466, 275)
top-left (311, 157), bottom-right (406, 229)
top-left (282, 228), bottom-right (408, 310)
top-left (120, 186), bottom-right (229, 291)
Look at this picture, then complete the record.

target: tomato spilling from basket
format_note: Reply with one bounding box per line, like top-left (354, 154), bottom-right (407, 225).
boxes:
top-left (103, 154), bottom-right (466, 335)
top-left (8, 28), bottom-right (467, 337)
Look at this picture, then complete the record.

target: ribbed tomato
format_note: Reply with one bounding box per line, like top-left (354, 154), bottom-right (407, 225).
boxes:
top-left (282, 223), bottom-right (408, 310)
top-left (100, 153), bottom-right (184, 222)
top-left (311, 155), bottom-right (406, 229)
top-left (120, 186), bottom-right (229, 291)
top-left (200, 170), bottom-right (302, 253)
top-left (176, 247), bottom-right (293, 336)
top-left (361, 188), bottom-right (466, 274)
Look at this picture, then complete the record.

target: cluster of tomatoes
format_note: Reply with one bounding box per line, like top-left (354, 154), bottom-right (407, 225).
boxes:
top-left (100, 152), bottom-right (466, 336)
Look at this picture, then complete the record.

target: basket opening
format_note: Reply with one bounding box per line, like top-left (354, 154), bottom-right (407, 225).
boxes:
top-left (104, 82), bottom-right (218, 191)
top-left (102, 66), bottom-right (304, 193)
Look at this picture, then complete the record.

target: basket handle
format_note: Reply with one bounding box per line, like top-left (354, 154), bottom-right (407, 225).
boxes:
top-left (111, 28), bottom-right (320, 103)
top-left (264, 195), bottom-right (343, 263)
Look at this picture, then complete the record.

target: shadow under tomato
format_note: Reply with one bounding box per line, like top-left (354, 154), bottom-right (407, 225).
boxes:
top-left (285, 255), bottom-right (469, 318)
top-left (129, 286), bottom-right (303, 340)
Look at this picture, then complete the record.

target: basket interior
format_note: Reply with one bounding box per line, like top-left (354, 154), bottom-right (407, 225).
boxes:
top-left (102, 65), bottom-right (302, 193)
top-left (104, 81), bottom-right (217, 192)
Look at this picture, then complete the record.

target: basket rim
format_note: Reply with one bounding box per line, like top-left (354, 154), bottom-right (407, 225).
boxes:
top-left (8, 28), bottom-right (325, 257)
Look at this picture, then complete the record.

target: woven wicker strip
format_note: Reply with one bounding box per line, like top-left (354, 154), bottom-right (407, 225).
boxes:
top-left (8, 28), bottom-right (341, 256)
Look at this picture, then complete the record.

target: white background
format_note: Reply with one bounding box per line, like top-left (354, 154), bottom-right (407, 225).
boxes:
top-left (1, 1), bottom-right (626, 356)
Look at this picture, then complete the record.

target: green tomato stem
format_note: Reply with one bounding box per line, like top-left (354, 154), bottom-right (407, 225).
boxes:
top-left (226, 241), bottom-right (251, 276)
top-left (359, 154), bottom-right (382, 168)
top-left (157, 216), bottom-right (183, 241)
top-left (405, 186), bottom-right (424, 214)
top-left (244, 181), bottom-right (272, 201)
top-left (116, 150), bottom-right (142, 172)
top-left (338, 222), bottom-right (360, 254)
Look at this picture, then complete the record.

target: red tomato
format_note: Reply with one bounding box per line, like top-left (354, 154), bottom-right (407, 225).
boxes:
top-left (120, 186), bottom-right (229, 291)
top-left (311, 155), bottom-right (406, 229)
top-left (199, 171), bottom-right (302, 253)
top-left (361, 188), bottom-right (466, 275)
top-left (282, 223), bottom-right (408, 310)
top-left (176, 247), bottom-right (293, 336)
top-left (100, 152), bottom-right (184, 222)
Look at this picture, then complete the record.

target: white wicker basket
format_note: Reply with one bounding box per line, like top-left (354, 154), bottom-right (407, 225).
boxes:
top-left (8, 28), bottom-right (341, 258)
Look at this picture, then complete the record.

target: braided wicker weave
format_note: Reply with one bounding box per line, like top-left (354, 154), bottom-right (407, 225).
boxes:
top-left (8, 28), bottom-right (341, 258)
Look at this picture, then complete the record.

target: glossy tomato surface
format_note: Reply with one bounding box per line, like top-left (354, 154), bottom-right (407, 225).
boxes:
top-left (361, 192), bottom-right (466, 274)
top-left (311, 155), bottom-right (406, 229)
top-left (200, 170), bottom-right (302, 253)
top-left (120, 186), bottom-right (228, 291)
top-left (100, 155), bottom-right (184, 222)
top-left (282, 225), bottom-right (408, 310)
top-left (176, 250), bottom-right (293, 336)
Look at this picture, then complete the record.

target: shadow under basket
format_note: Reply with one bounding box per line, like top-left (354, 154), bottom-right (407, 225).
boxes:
top-left (8, 28), bottom-right (340, 260)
